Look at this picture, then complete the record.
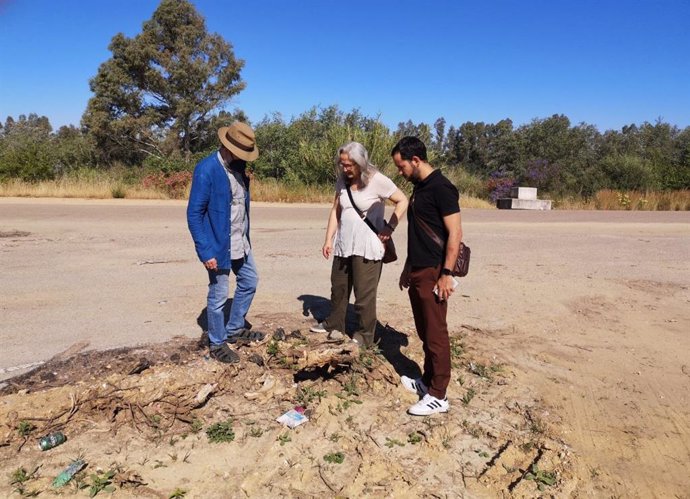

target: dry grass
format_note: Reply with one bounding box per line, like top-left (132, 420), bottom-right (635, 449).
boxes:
top-left (0, 175), bottom-right (170, 200)
top-left (0, 175), bottom-right (495, 207)
top-left (0, 176), bottom-right (125, 199)
top-left (7, 177), bottom-right (684, 211)
top-left (556, 190), bottom-right (690, 211)
top-left (461, 196), bottom-right (495, 209)
top-left (250, 178), bottom-right (333, 203)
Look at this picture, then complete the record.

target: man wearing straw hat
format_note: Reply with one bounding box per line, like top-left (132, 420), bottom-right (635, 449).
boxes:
top-left (187, 121), bottom-right (264, 363)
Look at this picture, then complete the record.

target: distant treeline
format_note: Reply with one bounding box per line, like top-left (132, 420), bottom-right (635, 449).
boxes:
top-left (1, 0), bottom-right (688, 201)
top-left (1, 108), bottom-right (688, 201)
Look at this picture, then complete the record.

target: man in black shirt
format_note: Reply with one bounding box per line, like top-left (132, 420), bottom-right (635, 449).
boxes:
top-left (392, 136), bottom-right (463, 416)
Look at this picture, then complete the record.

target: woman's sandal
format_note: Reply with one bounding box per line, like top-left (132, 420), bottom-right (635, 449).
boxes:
top-left (209, 343), bottom-right (240, 364)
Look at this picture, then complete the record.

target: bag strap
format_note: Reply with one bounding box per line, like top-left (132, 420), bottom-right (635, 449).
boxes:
top-left (345, 184), bottom-right (380, 235)
top-left (411, 193), bottom-right (444, 249)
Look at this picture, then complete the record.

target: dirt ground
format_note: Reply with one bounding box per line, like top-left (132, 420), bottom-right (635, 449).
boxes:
top-left (0, 198), bottom-right (688, 498)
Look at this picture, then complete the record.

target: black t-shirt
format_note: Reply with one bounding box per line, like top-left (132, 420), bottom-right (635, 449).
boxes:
top-left (407, 169), bottom-right (460, 268)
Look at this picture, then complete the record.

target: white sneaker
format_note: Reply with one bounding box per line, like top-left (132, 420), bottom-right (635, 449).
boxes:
top-left (309, 322), bottom-right (328, 333)
top-left (400, 375), bottom-right (428, 397)
top-left (408, 394), bottom-right (449, 416)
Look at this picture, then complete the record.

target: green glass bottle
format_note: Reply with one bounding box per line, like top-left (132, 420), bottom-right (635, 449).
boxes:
top-left (39, 431), bottom-right (66, 451)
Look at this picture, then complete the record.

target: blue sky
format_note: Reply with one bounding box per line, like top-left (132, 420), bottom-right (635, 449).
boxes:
top-left (1, 0), bottom-right (689, 132)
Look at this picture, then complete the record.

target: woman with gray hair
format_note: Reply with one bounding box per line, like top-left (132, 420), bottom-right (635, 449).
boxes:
top-left (310, 141), bottom-right (408, 347)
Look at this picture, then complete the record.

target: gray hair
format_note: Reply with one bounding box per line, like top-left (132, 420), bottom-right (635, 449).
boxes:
top-left (334, 141), bottom-right (378, 186)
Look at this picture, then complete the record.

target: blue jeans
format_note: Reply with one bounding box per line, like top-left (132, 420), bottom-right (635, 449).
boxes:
top-left (206, 252), bottom-right (258, 346)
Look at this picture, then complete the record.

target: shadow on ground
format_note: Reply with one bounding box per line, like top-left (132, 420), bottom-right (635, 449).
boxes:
top-left (298, 293), bottom-right (421, 381)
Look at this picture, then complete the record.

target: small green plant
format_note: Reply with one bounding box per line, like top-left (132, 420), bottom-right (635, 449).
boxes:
top-left (524, 464), bottom-right (557, 490)
top-left (528, 414), bottom-right (548, 435)
top-left (249, 427), bottom-right (264, 438)
top-left (385, 437), bottom-right (405, 448)
top-left (407, 432), bottom-right (423, 444)
top-left (14, 487), bottom-right (40, 497)
top-left (10, 467), bottom-right (32, 485)
top-left (450, 337), bottom-right (465, 359)
top-left (10, 466), bottom-right (40, 497)
top-left (334, 399), bottom-right (357, 412)
top-left (490, 363), bottom-right (504, 374)
top-left (329, 432), bottom-right (341, 442)
top-left (88, 470), bottom-right (116, 497)
top-left (357, 345), bottom-right (381, 369)
top-left (468, 362), bottom-right (491, 379)
top-left (277, 433), bottom-right (291, 446)
top-left (462, 419), bottom-right (483, 438)
top-left (440, 429), bottom-right (452, 449)
top-left (343, 374), bottom-right (360, 397)
top-left (266, 340), bottom-right (280, 356)
top-left (189, 418), bottom-right (203, 434)
top-left (462, 388), bottom-right (476, 406)
top-left (468, 361), bottom-right (502, 380)
top-left (296, 386), bottom-right (326, 406)
top-left (17, 420), bottom-right (35, 437)
top-left (478, 450), bottom-right (490, 458)
top-left (169, 488), bottom-right (187, 498)
top-left (520, 441), bottom-right (535, 452)
top-left (149, 413), bottom-right (162, 428)
top-left (457, 374), bottom-right (465, 386)
top-left (323, 452), bottom-right (345, 464)
top-left (206, 419), bottom-right (235, 443)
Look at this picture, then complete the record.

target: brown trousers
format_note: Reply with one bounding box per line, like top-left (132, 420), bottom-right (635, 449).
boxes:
top-left (324, 256), bottom-right (382, 347)
top-left (408, 265), bottom-right (451, 399)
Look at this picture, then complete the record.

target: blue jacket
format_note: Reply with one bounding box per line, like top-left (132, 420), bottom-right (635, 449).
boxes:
top-left (186, 152), bottom-right (251, 269)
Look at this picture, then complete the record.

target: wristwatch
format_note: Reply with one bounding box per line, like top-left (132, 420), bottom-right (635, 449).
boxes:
top-left (440, 268), bottom-right (453, 276)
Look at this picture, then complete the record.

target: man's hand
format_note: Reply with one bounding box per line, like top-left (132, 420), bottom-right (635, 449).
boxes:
top-left (204, 258), bottom-right (218, 271)
top-left (435, 274), bottom-right (456, 301)
top-left (322, 243), bottom-right (333, 259)
top-left (399, 262), bottom-right (411, 290)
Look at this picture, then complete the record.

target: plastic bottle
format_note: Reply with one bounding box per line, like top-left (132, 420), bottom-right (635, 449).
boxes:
top-left (52, 459), bottom-right (86, 488)
top-left (39, 431), bottom-right (66, 451)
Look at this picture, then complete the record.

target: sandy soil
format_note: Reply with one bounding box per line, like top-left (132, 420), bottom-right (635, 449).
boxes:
top-left (0, 198), bottom-right (688, 497)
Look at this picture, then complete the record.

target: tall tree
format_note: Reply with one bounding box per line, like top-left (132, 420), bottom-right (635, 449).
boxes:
top-left (0, 114), bottom-right (54, 181)
top-left (82, 0), bottom-right (245, 164)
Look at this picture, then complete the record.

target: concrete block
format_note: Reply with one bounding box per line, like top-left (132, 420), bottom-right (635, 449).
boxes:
top-left (510, 187), bottom-right (538, 200)
top-left (496, 198), bottom-right (552, 210)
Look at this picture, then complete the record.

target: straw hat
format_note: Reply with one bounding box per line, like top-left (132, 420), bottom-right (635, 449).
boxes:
top-left (217, 121), bottom-right (259, 161)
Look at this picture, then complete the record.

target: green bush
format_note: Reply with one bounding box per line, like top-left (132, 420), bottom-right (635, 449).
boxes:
top-left (600, 154), bottom-right (659, 191)
top-left (0, 138), bottom-right (55, 181)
